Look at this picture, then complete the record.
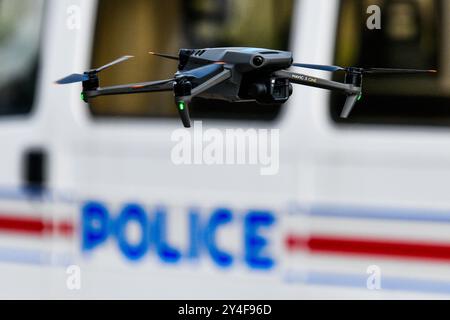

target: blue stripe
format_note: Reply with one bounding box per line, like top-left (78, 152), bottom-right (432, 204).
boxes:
top-left (305, 204), bottom-right (450, 224)
top-left (0, 247), bottom-right (73, 266)
top-left (0, 186), bottom-right (75, 203)
top-left (285, 271), bottom-right (450, 295)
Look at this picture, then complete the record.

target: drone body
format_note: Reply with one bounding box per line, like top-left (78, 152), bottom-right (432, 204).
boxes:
top-left (175, 48), bottom-right (293, 105)
top-left (56, 47), bottom-right (436, 128)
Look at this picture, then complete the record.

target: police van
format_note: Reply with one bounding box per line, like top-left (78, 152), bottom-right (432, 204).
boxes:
top-left (0, 0), bottom-right (449, 299)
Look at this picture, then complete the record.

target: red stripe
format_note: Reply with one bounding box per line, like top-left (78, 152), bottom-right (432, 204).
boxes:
top-left (57, 221), bottom-right (75, 236)
top-left (0, 215), bottom-right (74, 237)
top-left (286, 235), bottom-right (450, 262)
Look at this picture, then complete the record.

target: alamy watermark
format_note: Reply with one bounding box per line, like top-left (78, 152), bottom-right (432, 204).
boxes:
top-left (366, 265), bottom-right (382, 290)
top-left (66, 265), bottom-right (81, 290)
top-left (66, 5), bottom-right (81, 30)
top-left (171, 121), bottom-right (280, 176)
top-left (367, 5), bottom-right (381, 30)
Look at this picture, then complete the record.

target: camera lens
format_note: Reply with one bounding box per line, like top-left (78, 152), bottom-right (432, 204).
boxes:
top-left (252, 56), bottom-right (264, 67)
top-left (249, 83), bottom-right (267, 98)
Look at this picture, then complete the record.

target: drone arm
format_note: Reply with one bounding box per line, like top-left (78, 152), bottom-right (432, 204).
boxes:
top-left (174, 69), bottom-right (232, 128)
top-left (83, 79), bottom-right (175, 100)
top-left (274, 70), bottom-right (360, 95)
top-left (274, 70), bottom-right (361, 118)
top-left (188, 69), bottom-right (232, 98)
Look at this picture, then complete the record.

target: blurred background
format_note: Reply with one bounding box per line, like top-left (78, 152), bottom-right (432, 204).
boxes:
top-left (331, 0), bottom-right (450, 125)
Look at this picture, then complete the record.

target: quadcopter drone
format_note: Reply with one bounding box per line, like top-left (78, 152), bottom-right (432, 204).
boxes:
top-left (56, 47), bottom-right (436, 128)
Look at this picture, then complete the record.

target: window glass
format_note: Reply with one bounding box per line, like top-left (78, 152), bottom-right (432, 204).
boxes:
top-left (0, 0), bottom-right (44, 116)
top-left (91, 0), bottom-right (294, 121)
top-left (331, 0), bottom-right (449, 126)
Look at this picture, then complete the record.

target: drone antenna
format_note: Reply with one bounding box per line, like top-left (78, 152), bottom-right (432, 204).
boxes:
top-left (149, 51), bottom-right (179, 61)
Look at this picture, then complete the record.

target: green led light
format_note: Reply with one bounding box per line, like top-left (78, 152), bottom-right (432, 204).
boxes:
top-left (178, 101), bottom-right (185, 111)
top-left (357, 93), bottom-right (363, 101)
top-left (80, 92), bottom-right (85, 101)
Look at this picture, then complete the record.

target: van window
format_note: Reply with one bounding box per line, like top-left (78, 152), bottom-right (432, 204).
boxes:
top-left (90, 0), bottom-right (294, 122)
top-left (331, 0), bottom-right (449, 126)
top-left (0, 0), bottom-right (44, 116)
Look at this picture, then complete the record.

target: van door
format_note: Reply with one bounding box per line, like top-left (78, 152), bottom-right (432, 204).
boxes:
top-left (0, 0), bottom-right (54, 298)
top-left (293, 0), bottom-right (450, 298)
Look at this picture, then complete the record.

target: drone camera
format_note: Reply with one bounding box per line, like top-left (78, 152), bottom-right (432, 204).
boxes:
top-left (248, 77), bottom-right (292, 104)
top-left (271, 78), bottom-right (293, 101)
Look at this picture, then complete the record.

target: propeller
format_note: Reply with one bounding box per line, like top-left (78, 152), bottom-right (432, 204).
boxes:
top-left (355, 67), bottom-right (437, 74)
top-left (293, 63), bottom-right (436, 118)
top-left (94, 55), bottom-right (134, 72)
top-left (292, 63), bottom-right (437, 75)
top-left (55, 55), bottom-right (134, 84)
top-left (149, 51), bottom-right (179, 61)
top-left (292, 63), bottom-right (345, 72)
top-left (55, 73), bottom-right (89, 85)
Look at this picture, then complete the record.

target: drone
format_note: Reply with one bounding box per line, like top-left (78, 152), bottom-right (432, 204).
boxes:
top-left (56, 47), bottom-right (436, 128)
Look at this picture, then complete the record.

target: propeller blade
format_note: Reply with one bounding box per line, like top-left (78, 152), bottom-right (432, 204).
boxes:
top-left (55, 73), bottom-right (89, 84)
top-left (178, 63), bottom-right (223, 79)
top-left (55, 56), bottom-right (133, 85)
top-left (292, 63), bottom-right (437, 75)
top-left (94, 55), bottom-right (134, 72)
top-left (149, 51), bottom-right (179, 61)
top-left (292, 63), bottom-right (345, 72)
top-left (362, 68), bottom-right (437, 74)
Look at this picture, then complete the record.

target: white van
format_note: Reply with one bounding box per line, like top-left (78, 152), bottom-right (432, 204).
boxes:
top-left (0, 0), bottom-right (449, 299)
